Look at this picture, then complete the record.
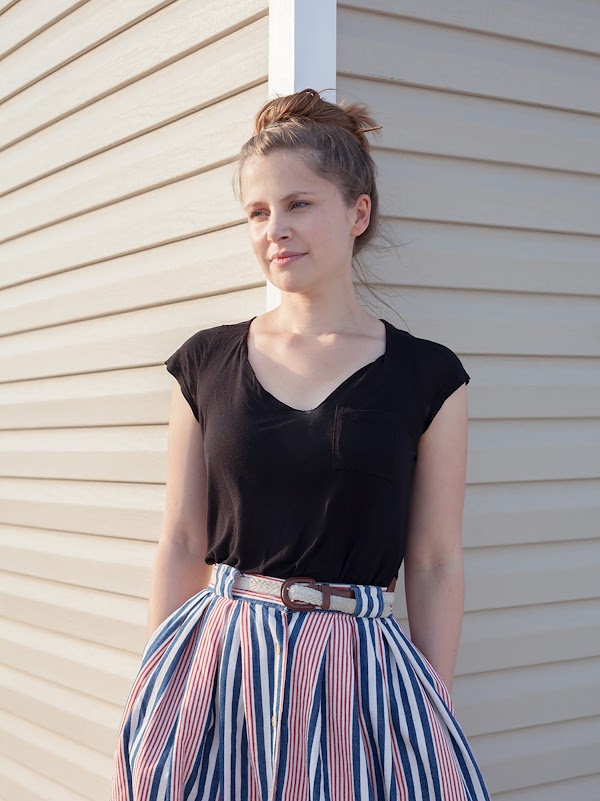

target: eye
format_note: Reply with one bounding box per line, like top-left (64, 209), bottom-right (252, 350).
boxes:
top-left (249, 201), bottom-right (309, 219)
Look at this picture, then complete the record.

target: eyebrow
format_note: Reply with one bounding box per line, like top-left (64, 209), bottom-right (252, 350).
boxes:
top-left (244, 191), bottom-right (318, 211)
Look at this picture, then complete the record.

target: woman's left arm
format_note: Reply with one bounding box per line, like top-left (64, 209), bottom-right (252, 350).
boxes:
top-left (403, 383), bottom-right (470, 693)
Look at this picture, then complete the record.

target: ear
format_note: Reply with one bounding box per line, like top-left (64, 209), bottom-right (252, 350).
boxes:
top-left (351, 194), bottom-right (371, 236)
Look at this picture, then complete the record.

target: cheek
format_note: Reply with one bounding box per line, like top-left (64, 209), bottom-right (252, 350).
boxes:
top-left (248, 228), bottom-right (264, 249)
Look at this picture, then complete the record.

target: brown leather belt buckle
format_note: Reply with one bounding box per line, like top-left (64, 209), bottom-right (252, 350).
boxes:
top-left (280, 577), bottom-right (321, 610)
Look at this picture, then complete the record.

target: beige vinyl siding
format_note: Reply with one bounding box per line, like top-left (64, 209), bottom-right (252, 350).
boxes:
top-left (338, 1), bottom-right (600, 798)
top-left (2, 0), bottom-right (599, 799)
top-left (0, 1), bottom-right (268, 799)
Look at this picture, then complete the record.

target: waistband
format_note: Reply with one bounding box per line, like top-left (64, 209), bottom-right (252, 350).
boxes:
top-left (208, 562), bottom-right (395, 618)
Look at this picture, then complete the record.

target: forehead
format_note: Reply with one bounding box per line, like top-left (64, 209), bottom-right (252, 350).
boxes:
top-left (240, 151), bottom-right (328, 198)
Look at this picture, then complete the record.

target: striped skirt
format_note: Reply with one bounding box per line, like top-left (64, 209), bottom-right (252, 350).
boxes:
top-left (110, 562), bottom-right (491, 800)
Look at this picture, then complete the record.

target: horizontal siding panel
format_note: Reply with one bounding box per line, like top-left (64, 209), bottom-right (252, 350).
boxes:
top-left (0, 363), bottom-right (174, 429)
top-left (464, 540), bottom-right (600, 609)
top-left (470, 715), bottom-right (600, 792)
top-left (2, 0), bottom-right (179, 101)
top-left (464, 478), bottom-right (600, 546)
top-left (339, 9), bottom-right (600, 113)
top-left (0, 84), bottom-right (264, 240)
top-left (374, 220), bottom-right (600, 296)
top-left (378, 152), bottom-right (600, 235)
top-left (0, 0), bottom-right (85, 59)
top-left (392, 595), bottom-right (599, 674)
top-left (422, 350), bottom-right (598, 426)
top-left (0, 752), bottom-right (85, 801)
top-left (0, 665), bottom-right (121, 756)
top-left (0, 1), bottom-right (18, 17)
top-left (0, 425), bottom-right (168, 482)
top-left (339, 76), bottom-right (600, 174)
top-left (468, 421), bottom-right (600, 482)
top-left (457, 657), bottom-right (600, 735)
top-left (0, 163), bottom-right (247, 287)
top-left (401, 289), bottom-right (599, 357)
top-left (408, 541), bottom-right (600, 660)
top-left (1, 617), bottom-right (139, 704)
top-left (2, 572), bottom-right (147, 650)
top-left (343, 0), bottom-right (600, 54)
top-left (456, 599), bottom-right (600, 673)
top-left (0, 287), bottom-right (263, 381)
top-left (493, 772), bottom-right (600, 801)
top-left (0, 709), bottom-right (110, 800)
top-left (0, 227), bottom-right (262, 336)
top-left (1, 528), bottom-right (153, 594)
top-left (0, 0), bottom-right (267, 148)
top-left (0, 16), bottom-right (267, 192)
top-left (0, 481), bottom-right (162, 542)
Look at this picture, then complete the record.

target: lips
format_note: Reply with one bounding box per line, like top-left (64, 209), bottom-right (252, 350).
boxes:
top-left (271, 254), bottom-right (306, 265)
top-left (271, 252), bottom-right (307, 264)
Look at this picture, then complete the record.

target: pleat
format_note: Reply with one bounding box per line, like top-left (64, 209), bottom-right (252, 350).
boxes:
top-left (379, 618), bottom-right (490, 800)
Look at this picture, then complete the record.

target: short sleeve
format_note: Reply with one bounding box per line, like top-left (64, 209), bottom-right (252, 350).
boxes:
top-left (420, 342), bottom-right (470, 434)
top-left (164, 333), bottom-right (203, 423)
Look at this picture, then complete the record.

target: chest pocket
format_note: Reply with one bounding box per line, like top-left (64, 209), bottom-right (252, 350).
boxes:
top-left (331, 406), bottom-right (399, 483)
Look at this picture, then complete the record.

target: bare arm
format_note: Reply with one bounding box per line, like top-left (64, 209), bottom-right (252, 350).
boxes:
top-left (146, 381), bottom-right (213, 639)
top-left (403, 383), bottom-right (469, 692)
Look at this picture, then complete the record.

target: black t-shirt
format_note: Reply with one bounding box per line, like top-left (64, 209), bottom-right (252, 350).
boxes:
top-left (164, 316), bottom-right (470, 587)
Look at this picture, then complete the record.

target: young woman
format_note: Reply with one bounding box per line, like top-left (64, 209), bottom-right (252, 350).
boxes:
top-left (111, 88), bottom-right (491, 801)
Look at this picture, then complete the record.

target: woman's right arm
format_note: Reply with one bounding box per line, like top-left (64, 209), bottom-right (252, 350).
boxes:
top-left (146, 380), bottom-right (213, 639)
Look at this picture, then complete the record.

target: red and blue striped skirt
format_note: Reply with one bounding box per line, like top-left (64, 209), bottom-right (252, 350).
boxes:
top-left (110, 562), bottom-right (491, 800)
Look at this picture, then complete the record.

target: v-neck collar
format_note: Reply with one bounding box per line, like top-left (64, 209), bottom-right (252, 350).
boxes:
top-left (241, 316), bottom-right (389, 414)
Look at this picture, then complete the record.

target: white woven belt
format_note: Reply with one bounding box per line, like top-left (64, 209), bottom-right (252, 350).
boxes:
top-left (235, 573), bottom-right (395, 616)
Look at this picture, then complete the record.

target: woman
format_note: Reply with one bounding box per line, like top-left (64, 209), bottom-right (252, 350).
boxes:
top-left (111, 88), bottom-right (491, 800)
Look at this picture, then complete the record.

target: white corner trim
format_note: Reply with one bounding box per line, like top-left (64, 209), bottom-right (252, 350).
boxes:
top-left (268, 0), bottom-right (336, 101)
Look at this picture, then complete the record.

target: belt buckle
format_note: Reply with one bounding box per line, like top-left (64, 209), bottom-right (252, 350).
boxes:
top-left (281, 576), bottom-right (320, 610)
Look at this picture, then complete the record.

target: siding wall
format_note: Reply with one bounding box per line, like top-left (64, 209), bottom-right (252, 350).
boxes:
top-left (0, 2), bottom-right (269, 799)
top-left (337, 1), bottom-right (600, 798)
top-left (2, 1), bottom-right (599, 800)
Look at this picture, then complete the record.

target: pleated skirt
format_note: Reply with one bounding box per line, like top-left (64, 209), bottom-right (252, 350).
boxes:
top-left (110, 562), bottom-right (491, 801)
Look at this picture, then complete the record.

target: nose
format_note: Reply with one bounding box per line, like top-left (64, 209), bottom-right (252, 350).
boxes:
top-left (266, 212), bottom-right (292, 243)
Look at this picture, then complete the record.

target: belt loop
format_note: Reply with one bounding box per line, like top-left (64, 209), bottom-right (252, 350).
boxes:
top-left (349, 584), bottom-right (388, 617)
top-left (320, 584), bottom-right (332, 610)
top-left (215, 563), bottom-right (241, 599)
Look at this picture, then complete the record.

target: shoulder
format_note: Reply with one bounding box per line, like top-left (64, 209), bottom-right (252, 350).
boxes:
top-left (385, 321), bottom-right (464, 372)
top-left (165, 319), bottom-right (238, 359)
top-left (385, 319), bottom-right (464, 369)
top-left (386, 324), bottom-right (470, 434)
top-left (407, 331), bottom-right (467, 375)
